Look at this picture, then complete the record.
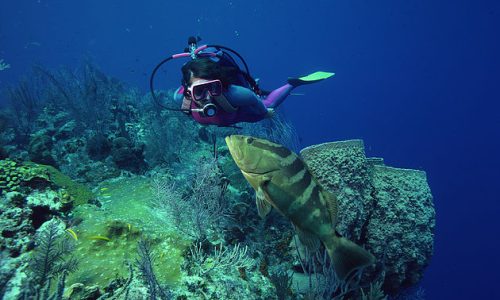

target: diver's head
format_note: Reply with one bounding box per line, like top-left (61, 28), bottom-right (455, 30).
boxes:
top-left (181, 58), bottom-right (238, 117)
top-left (181, 58), bottom-right (238, 90)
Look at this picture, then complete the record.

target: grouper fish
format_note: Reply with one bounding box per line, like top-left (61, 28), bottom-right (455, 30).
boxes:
top-left (225, 135), bottom-right (375, 280)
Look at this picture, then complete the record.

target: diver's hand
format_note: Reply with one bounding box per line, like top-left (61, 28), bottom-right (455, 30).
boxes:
top-left (266, 108), bottom-right (275, 118)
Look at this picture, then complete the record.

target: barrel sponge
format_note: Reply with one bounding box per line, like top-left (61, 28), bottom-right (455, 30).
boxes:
top-left (300, 140), bottom-right (373, 240)
top-left (367, 165), bottom-right (435, 294)
top-left (300, 139), bottom-right (435, 295)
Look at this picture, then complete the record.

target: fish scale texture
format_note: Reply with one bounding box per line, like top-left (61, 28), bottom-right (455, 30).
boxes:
top-left (300, 140), bottom-right (435, 295)
top-left (300, 140), bottom-right (373, 240)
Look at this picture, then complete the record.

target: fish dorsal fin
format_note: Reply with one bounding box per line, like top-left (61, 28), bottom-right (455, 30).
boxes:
top-left (256, 186), bottom-right (272, 219)
top-left (322, 189), bottom-right (338, 225)
top-left (295, 226), bottom-right (321, 253)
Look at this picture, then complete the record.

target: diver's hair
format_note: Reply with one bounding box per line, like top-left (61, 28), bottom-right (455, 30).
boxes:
top-left (181, 58), bottom-right (240, 89)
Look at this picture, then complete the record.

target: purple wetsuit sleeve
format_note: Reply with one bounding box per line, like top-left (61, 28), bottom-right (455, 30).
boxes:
top-left (261, 83), bottom-right (294, 108)
top-left (173, 86), bottom-right (184, 102)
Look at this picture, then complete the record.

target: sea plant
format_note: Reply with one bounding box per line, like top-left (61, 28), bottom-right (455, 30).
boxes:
top-left (24, 219), bottom-right (78, 299)
top-left (269, 268), bottom-right (293, 300)
top-left (5, 76), bottom-right (43, 144)
top-left (189, 242), bottom-right (253, 276)
top-left (136, 239), bottom-right (173, 300)
top-left (152, 158), bottom-right (231, 242)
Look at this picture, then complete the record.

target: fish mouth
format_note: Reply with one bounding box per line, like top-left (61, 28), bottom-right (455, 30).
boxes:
top-left (241, 169), bottom-right (278, 176)
top-left (225, 136), bottom-right (242, 160)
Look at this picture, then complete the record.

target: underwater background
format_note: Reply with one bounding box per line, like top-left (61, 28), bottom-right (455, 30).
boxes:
top-left (0, 0), bottom-right (499, 299)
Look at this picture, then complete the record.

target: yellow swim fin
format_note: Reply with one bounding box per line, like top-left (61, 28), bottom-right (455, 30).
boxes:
top-left (288, 71), bottom-right (335, 87)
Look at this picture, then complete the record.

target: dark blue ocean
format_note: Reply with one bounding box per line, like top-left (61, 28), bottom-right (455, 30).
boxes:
top-left (1, 1), bottom-right (499, 299)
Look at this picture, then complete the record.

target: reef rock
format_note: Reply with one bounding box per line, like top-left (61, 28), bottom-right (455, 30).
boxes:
top-left (300, 139), bottom-right (435, 295)
top-left (111, 137), bottom-right (145, 173)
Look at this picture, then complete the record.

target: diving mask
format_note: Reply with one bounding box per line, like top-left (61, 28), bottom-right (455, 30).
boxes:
top-left (186, 79), bottom-right (224, 117)
top-left (187, 79), bottom-right (222, 101)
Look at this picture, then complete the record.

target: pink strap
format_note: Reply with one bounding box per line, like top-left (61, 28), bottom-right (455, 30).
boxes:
top-left (194, 45), bottom-right (208, 54)
top-left (172, 53), bottom-right (190, 59)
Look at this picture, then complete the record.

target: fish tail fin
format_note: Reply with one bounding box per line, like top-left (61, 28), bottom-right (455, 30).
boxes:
top-left (324, 235), bottom-right (375, 281)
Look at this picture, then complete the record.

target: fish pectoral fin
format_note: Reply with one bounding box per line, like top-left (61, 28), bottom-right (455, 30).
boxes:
top-left (323, 190), bottom-right (338, 224)
top-left (295, 227), bottom-right (321, 254)
top-left (256, 187), bottom-right (272, 218)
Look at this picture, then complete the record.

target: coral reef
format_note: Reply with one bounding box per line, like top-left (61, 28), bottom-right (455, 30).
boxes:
top-left (111, 136), bottom-right (146, 172)
top-left (25, 219), bottom-right (78, 297)
top-left (0, 159), bottom-right (50, 194)
top-left (300, 140), bottom-right (435, 296)
top-left (0, 146), bottom-right (7, 160)
top-left (2, 219), bottom-right (78, 299)
top-left (0, 191), bottom-right (33, 257)
top-left (28, 131), bottom-right (57, 167)
top-left (0, 63), bottom-right (434, 299)
top-left (86, 133), bottom-right (112, 161)
top-left (0, 159), bottom-right (94, 207)
top-left (37, 164), bottom-right (94, 206)
top-left (136, 239), bottom-right (173, 299)
top-left (1, 62), bottom-right (145, 177)
top-left (0, 159), bottom-right (97, 298)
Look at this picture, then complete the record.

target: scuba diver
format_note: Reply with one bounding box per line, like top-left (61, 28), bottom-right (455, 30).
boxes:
top-left (150, 37), bottom-right (334, 127)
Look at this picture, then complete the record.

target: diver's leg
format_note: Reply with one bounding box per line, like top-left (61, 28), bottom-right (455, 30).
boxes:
top-left (263, 71), bottom-right (336, 108)
top-left (261, 83), bottom-right (294, 108)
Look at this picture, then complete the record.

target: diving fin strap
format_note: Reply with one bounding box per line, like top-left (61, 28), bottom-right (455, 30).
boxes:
top-left (287, 71), bottom-right (335, 87)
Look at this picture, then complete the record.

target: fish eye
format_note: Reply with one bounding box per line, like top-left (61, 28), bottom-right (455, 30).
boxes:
top-left (246, 137), bottom-right (254, 144)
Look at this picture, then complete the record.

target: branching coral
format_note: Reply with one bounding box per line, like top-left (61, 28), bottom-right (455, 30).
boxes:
top-left (189, 242), bottom-right (253, 276)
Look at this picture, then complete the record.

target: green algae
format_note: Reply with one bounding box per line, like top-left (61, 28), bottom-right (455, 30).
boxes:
top-left (66, 176), bottom-right (190, 289)
top-left (36, 164), bottom-right (94, 206)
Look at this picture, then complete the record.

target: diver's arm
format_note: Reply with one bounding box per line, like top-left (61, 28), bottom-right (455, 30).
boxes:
top-left (226, 85), bottom-right (268, 115)
top-left (225, 85), bottom-right (261, 106)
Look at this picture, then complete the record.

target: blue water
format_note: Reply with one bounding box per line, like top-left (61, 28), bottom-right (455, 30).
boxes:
top-left (1, 1), bottom-right (499, 298)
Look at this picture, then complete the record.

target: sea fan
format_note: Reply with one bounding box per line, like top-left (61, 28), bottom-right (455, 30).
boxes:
top-left (28, 219), bottom-right (78, 298)
top-left (136, 239), bottom-right (172, 300)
